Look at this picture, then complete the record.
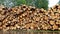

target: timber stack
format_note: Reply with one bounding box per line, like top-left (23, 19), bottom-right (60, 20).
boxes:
top-left (0, 4), bottom-right (60, 31)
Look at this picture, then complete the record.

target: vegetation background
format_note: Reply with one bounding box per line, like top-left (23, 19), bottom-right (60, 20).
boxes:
top-left (0, 0), bottom-right (60, 10)
top-left (58, 0), bottom-right (60, 4)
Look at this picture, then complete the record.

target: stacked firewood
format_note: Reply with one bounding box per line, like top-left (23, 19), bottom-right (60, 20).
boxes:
top-left (0, 4), bottom-right (60, 31)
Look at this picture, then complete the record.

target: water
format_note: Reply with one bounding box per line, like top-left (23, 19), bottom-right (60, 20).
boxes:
top-left (0, 30), bottom-right (60, 34)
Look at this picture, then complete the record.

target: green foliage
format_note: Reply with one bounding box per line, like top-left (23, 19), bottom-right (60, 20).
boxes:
top-left (0, 0), bottom-right (4, 5)
top-left (0, 0), bottom-right (15, 7)
top-left (25, 0), bottom-right (48, 10)
top-left (26, 0), bottom-right (35, 6)
top-left (0, 0), bottom-right (26, 7)
top-left (24, 0), bottom-right (48, 10)
top-left (15, 0), bottom-right (26, 6)
top-left (58, 0), bottom-right (60, 4)
top-left (35, 0), bottom-right (48, 10)
top-left (0, 0), bottom-right (48, 10)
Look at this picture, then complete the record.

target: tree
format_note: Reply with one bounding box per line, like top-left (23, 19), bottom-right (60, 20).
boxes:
top-left (0, 0), bottom-right (48, 10)
top-left (0, 0), bottom-right (15, 7)
top-left (58, 0), bottom-right (60, 4)
top-left (0, 0), bottom-right (4, 4)
top-left (0, 0), bottom-right (26, 7)
top-left (25, 0), bottom-right (48, 10)
top-left (15, 0), bottom-right (26, 6)
top-left (26, 0), bottom-right (35, 6)
top-left (34, 0), bottom-right (48, 10)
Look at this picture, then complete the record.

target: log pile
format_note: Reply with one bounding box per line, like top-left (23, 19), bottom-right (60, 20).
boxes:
top-left (0, 4), bottom-right (60, 31)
